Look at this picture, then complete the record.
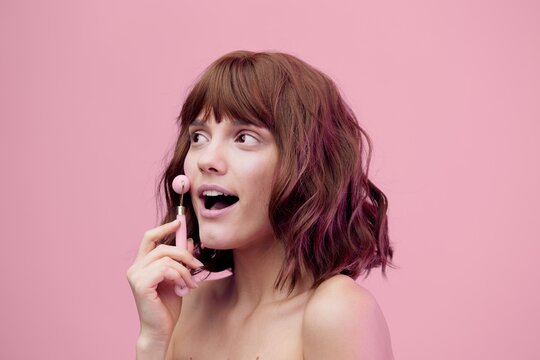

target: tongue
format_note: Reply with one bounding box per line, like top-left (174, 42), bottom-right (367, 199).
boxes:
top-left (205, 195), bottom-right (239, 210)
top-left (211, 200), bottom-right (231, 210)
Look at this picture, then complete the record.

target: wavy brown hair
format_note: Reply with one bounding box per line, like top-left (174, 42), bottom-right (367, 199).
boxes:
top-left (156, 50), bottom-right (395, 296)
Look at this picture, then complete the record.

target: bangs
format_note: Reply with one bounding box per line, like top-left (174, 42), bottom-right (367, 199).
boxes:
top-left (164, 50), bottom-right (394, 294)
top-left (180, 53), bottom-right (277, 130)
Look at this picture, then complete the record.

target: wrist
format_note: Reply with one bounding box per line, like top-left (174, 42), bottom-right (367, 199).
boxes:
top-left (138, 330), bottom-right (171, 344)
top-left (136, 334), bottom-right (170, 360)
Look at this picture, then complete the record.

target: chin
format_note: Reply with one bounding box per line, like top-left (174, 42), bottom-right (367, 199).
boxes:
top-left (198, 231), bottom-right (235, 250)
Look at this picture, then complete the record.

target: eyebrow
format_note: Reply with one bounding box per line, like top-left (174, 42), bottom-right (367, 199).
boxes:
top-left (190, 117), bottom-right (254, 127)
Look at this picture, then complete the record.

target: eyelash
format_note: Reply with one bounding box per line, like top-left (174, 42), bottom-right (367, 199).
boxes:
top-left (235, 133), bottom-right (258, 144)
top-left (189, 131), bottom-right (259, 145)
top-left (189, 132), bottom-right (205, 143)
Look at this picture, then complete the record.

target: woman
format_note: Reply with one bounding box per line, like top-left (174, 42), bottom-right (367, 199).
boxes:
top-left (128, 50), bottom-right (395, 359)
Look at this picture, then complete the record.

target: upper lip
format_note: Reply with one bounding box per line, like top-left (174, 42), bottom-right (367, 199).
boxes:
top-left (196, 184), bottom-right (238, 199)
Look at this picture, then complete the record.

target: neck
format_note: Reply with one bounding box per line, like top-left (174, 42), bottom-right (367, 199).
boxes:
top-left (226, 237), bottom-right (313, 313)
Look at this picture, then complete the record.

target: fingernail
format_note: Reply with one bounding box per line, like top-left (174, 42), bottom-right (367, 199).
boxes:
top-left (194, 258), bottom-right (204, 267)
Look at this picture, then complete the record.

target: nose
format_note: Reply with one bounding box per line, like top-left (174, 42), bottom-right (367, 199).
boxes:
top-left (197, 140), bottom-right (227, 175)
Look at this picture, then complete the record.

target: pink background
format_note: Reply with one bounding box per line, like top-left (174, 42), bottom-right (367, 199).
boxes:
top-left (1, 0), bottom-right (539, 358)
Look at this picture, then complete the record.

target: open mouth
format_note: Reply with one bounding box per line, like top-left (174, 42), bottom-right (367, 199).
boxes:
top-left (202, 191), bottom-right (240, 210)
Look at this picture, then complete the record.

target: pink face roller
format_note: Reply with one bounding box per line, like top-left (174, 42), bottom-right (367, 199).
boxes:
top-left (172, 174), bottom-right (191, 297)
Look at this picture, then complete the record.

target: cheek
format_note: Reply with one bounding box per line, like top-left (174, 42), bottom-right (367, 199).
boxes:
top-left (183, 152), bottom-right (196, 177)
top-left (183, 153), bottom-right (199, 204)
top-left (242, 161), bottom-right (276, 207)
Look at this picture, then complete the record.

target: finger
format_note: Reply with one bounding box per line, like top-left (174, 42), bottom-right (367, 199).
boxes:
top-left (151, 256), bottom-right (199, 289)
top-left (168, 272), bottom-right (188, 289)
top-left (175, 284), bottom-right (191, 297)
top-left (135, 219), bottom-right (180, 262)
top-left (139, 244), bottom-right (204, 270)
top-left (164, 258), bottom-right (199, 289)
top-left (160, 267), bottom-right (192, 291)
top-left (131, 260), bottom-right (181, 293)
top-left (177, 277), bottom-right (187, 288)
top-left (160, 267), bottom-right (189, 290)
top-left (139, 258), bottom-right (198, 291)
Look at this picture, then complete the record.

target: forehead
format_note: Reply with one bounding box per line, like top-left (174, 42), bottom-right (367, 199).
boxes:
top-left (189, 117), bottom-right (253, 128)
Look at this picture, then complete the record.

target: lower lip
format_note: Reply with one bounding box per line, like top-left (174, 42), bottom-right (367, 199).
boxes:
top-left (199, 201), bottom-right (238, 219)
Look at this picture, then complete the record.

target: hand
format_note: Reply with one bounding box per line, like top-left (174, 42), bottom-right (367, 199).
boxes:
top-left (127, 219), bottom-right (204, 341)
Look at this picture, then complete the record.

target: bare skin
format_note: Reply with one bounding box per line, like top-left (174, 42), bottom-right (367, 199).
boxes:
top-left (129, 219), bottom-right (394, 359)
top-left (170, 115), bottom-right (312, 358)
top-left (169, 273), bottom-right (313, 360)
top-left (168, 272), bottom-right (394, 360)
top-left (130, 114), bottom-right (394, 359)
top-left (165, 229), bottom-right (393, 359)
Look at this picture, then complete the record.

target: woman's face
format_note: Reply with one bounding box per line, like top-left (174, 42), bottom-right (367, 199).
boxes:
top-left (184, 111), bottom-right (279, 250)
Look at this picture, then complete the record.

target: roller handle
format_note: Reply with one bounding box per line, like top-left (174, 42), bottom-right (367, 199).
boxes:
top-left (171, 175), bottom-right (192, 297)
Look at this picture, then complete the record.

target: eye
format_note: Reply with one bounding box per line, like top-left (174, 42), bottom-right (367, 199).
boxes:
top-left (189, 132), bottom-right (209, 144)
top-left (235, 133), bottom-right (259, 145)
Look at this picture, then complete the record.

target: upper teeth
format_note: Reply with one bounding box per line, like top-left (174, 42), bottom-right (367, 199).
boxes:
top-left (203, 190), bottom-right (229, 197)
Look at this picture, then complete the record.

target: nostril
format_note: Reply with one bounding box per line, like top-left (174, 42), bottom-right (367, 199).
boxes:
top-left (199, 165), bottom-right (220, 173)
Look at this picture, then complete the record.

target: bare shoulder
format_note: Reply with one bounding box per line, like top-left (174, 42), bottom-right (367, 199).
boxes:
top-left (302, 274), bottom-right (394, 360)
